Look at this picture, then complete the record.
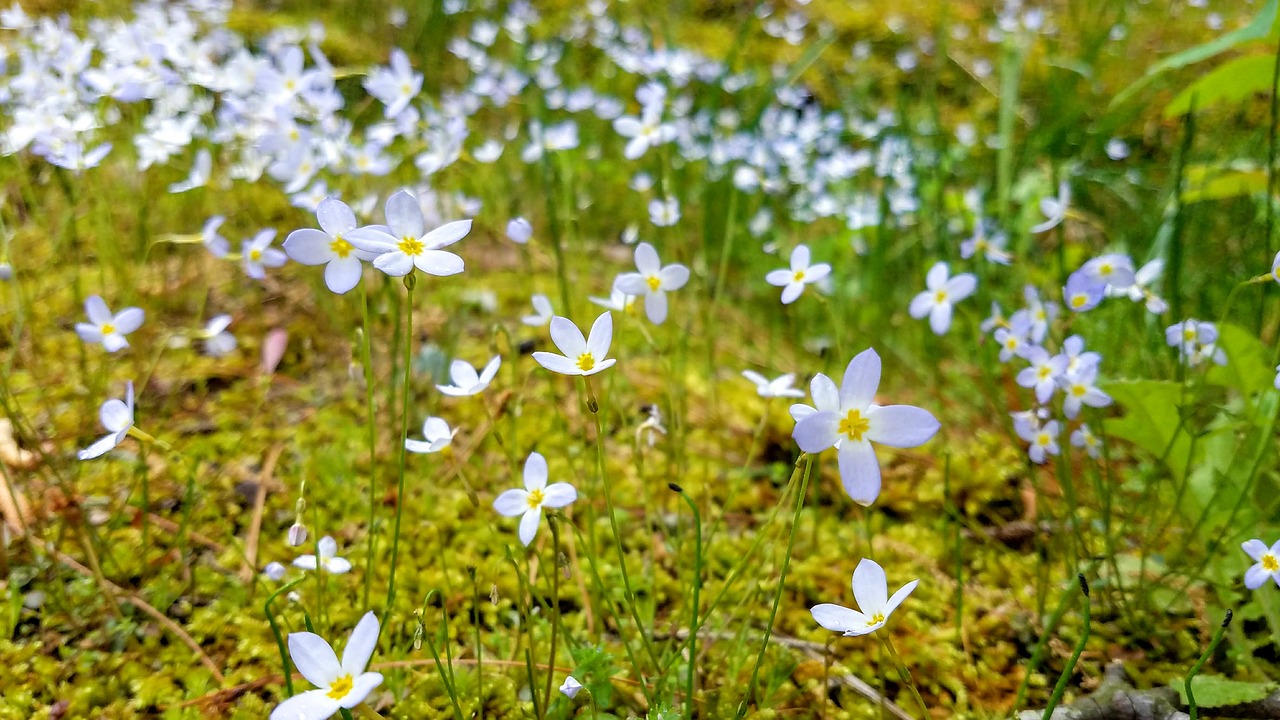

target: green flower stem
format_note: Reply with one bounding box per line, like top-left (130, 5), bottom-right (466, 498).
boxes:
top-left (385, 273), bottom-right (416, 613)
top-left (1042, 574), bottom-right (1092, 720)
top-left (543, 518), bottom-right (562, 716)
top-left (418, 589), bottom-right (465, 720)
top-left (266, 577), bottom-right (306, 696)
top-left (672, 484), bottom-right (703, 718)
top-left (880, 635), bottom-right (929, 720)
top-left (359, 283), bottom-right (380, 613)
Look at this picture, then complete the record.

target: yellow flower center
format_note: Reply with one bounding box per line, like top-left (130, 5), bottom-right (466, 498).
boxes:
top-left (646, 275), bottom-right (661, 291)
top-left (1183, 328), bottom-right (1196, 342)
top-left (838, 409), bottom-right (870, 442)
top-left (249, 248), bottom-right (263, 261)
top-left (101, 323), bottom-right (116, 335)
top-left (1098, 262), bottom-right (1113, 276)
top-left (1071, 384), bottom-right (1086, 397)
top-left (1004, 337), bottom-right (1018, 350)
top-left (1036, 432), bottom-right (1051, 446)
top-left (1070, 294), bottom-right (1087, 309)
top-left (934, 290), bottom-right (948, 304)
top-left (1037, 366), bottom-right (1052, 380)
top-left (793, 270), bottom-right (806, 282)
top-left (975, 239), bottom-right (989, 252)
top-left (327, 674), bottom-right (353, 699)
top-left (399, 235), bottom-right (424, 256)
top-left (526, 488), bottom-right (545, 509)
top-left (576, 352), bottom-right (595, 372)
top-left (1264, 554), bottom-right (1279, 573)
top-left (330, 236), bottom-right (354, 258)
top-left (866, 612), bottom-right (885, 627)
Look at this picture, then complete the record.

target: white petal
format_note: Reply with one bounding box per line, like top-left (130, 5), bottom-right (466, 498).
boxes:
top-left (373, 252), bottom-right (414, 276)
top-left (549, 316), bottom-right (587, 356)
top-left (518, 508), bottom-right (542, 546)
top-left (288, 631), bottom-right (342, 688)
top-left (840, 349), bottom-right (881, 409)
top-left (929, 302), bottom-right (953, 335)
top-left (479, 356), bottom-right (502, 383)
top-left (112, 308), bottom-right (145, 334)
top-left (541, 482), bottom-right (577, 508)
top-left (414, 250), bottom-right (464, 276)
top-left (866, 405), bottom-right (940, 448)
top-left (1243, 539), bottom-right (1269, 561)
top-left (493, 489), bottom-right (530, 516)
top-left (292, 555), bottom-right (319, 570)
top-left (925, 261), bottom-right (949, 290)
top-left (317, 197), bottom-right (357, 236)
top-left (634, 242), bottom-right (660, 275)
top-left (523, 452), bottom-right (549, 491)
top-left (325, 256), bottom-right (363, 294)
top-left (449, 359), bottom-right (480, 389)
top-left (811, 603), bottom-right (867, 634)
top-left (85, 295), bottom-right (112, 324)
top-left (838, 441), bottom-right (882, 506)
top-left (78, 433), bottom-right (120, 460)
top-left (318, 536), bottom-right (337, 559)
top-left (345, 227), bottom-right (397, 253)
top-left (908, 291), bottom-right (934, 319)
top-left (790, 245), bottom-right (810, 272)
top-left (270, 688), bottom-right (342, 720)
top-left (100, 399), bottom-right (132, 433)
top-left (884, 579), bottom-right (919, 618)
top-left (533, 352), bottom-right (581, 375)
top-left (811, 374), bottom-right (839, 412)
top-left (765, 269), bottom-right (793, 287)
top-left (339, 672), bottom-right (384, 709)
top-left (659, 264), bottom-right (689, 290)
top-left (1246, 564), bottom-right (1270, 590)
top-left (946, 273), bottom-right (977, 301)
top-left (742, 370), bottom-right (768, 388)
top-left (583, 358), bottom-right (616, 375)
top-left (385, 189), bottom-right (425, 239)
top-left (615, 273), bottom-right (649, 295)
top-left (792, 411), bottom-right (840, 453)
top-left (852, 558), bottom-right (889, 615)
top-left (422, 219), bottom-right (472, 250)
top-left (341, 612), bottom-right (380, 675)
top-left (780, 282), bottom-right (803, 304)
top-left (585, 312), bottom-right (613, 358)
top-left (644, 290), bottom-right (668, 324)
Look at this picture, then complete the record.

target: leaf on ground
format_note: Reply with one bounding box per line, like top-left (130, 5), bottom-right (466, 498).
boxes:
top-left (1170, 675), bottom-right (1277, 707)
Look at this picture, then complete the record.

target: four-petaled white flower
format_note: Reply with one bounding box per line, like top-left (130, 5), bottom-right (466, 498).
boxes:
top-left (908, 262), bottom-right (977, 335)
top-left (811, 558), bottom-right (918, 637)
top-left (742, 370), bottom-right (805, 399)
top-left (270, 611), bottom-right (384, 720)
top-left (76, 295), bottom-right (145, 352)
top-left (533, 313), bottom-right (617, 376)
top-left (1058, 364), bottom-right (1112, 419)
top-left (615, 242), bottom-right (690, 324)
top-left (284, 197), bottom-right (378, 294)
top-left (523, 293), bottom-right (553, 326)
top-left (78, 381), bottom-right (135, 460)
top-left (1030, 180), bottom-right (1070, 233)
top-left (1243, 539), bottom-right (1280, 590)
top-left (406, 416), bottom-right (454, 454)
top-left (200, 314), bottom-right (237, 358)
top-left (765, 245), bottom-right (831, 305)
top-left (792, 349), bottom-right (941, 505)
top-left (348, 189), bottom-right (470, 277)
top-left (1014, 416), bottom-right (1059, 464)
top-left (293, 536), bottom-right (352, 574)
top-left (613, 104), bottom-right (675, 160)
top-left (437, 356), bottom-right (501, 397)
top-left (243, 229), bottom-right (288, 280)
top-left (493, 452), bottom-right (577, 546)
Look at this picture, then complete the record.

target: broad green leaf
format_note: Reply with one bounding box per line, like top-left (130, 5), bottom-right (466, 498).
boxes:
top-left (1170, 676), bottom-right (1277, 707)
top-left (1206, 323), bottom-right (1275, 395)
top-left (1164, 54), bottom-right (1279, 118)
top-left (1104, 380), bottom-right (1193, 481)
top-left (1181, 164), bottom-right (1268, 203)
top-left (1111, 0), bottom-right (1279, 108)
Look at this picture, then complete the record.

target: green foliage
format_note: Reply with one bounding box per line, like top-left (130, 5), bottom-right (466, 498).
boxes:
top-left (1170, 675), bottom-right (1278, 707)
top-left (1164, 55), bottom-right (1280, 118)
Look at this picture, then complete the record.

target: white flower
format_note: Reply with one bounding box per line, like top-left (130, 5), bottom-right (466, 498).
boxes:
top-left (908, 262), bottom-right (977, 335)
top-left (1109, 259), bottom-right (1167, 314)
top-left (613, 103), bottom-right (675, 160)
top-left (789, 374), bottom-right (841, 424)
top-left (78, 382), bottom-right (135, 460)
top-left (347, 190), bottom-right (470, 277)
top-left (559, 676), bottom-right (584, 699)
top-left (263, 561), bottom-right (287, 581)
top-left (1243, 539), bottom-right (1280, 590)
top-left (507, 217), bottom-right (533, 244)
top-left (1070, 424), bottom-right (1100, 459)
top-left (532, 313), bottom-right (617, 376)
top-left (293, 536), bottom-right (352, 574)
top-left (1057, 364), bottom-right (1112, 419)
top-left (284, 197), bottom-right (378, 294)
top-left (765, 245), bottom-right (831, 305)
top-left (614, 242), bottom-right (690, 325)
top-left (1081, 253), bottom-right (1136, 290)
top-left (1016, 347), bottom-right (1067, 404)
top-left (201, 315), bottom-right (237, 358)
top-left (1014, 416), bottom-right (1059, 464)
top-left (589, 285), bottom-right (637, 314)
top-left (437, 356), bottom-right (501, 397)
top-left (406, 416), bottom-right (454, 454)
top-left (522, 294), bottom-right (554, 326)
top-left (75, 296), bottom-right (144, 352)
top-left (270, 611), bottom-right (384, 720)
top-left (243, 229), bottom-right (288, 280)
top-left (959, 223), bottom-right (1012, 265)
top-left (741, 370), bottom-right (805, 399)
top-left (792, 349), bottom-right (941, 505)
top-left (202, 216), bottom-right (230, 258)
top-left (493, 452), bottom-right (577, 546)
top-left (1030, 180), bottom-right (1070, 233)
top-left (648, 196), bottom-right (681, 227)
top-left (811, 558), bottom-right (918, 637)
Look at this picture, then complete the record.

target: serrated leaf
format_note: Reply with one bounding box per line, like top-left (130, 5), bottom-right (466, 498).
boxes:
top-left (1170, 675), bottom-right (1277, 707)
top-left (1165, 55), bottom-right (1279, 118)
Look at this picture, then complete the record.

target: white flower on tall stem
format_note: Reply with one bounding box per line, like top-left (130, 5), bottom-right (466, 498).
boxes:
top-left (437, 356), bottom-right (501, 397)
top-left (522, 293), bottom-right (554, 326)
top-left (532, 313), bottom-right (617, 376)
top-left (614, 242), bottom-right (690, 324)
top-left (348, 189), bottom-right (470, 277)
top-left (811, 558), bottom-right (918, 636)
top-left (1016, 347), bottom-right (1067, 404)
top-left (1013, 415), bottom-right (1059, 464)
top-left (792, 349), bottom-right (941, 505)
top-left (293, 536), bottom-right (352, 574)
top-left (406, 416), bottom-right (454, 454)
top-left (243, 229), bottom-right (288, 280)
top-left (284, 197), bottom-right (379, 294)
top-left (741, 370), bottom-right (805, 399)
top-left (200, 314), bottom-right (237, 357)
top-left (648, 196), bottom-right (681, 227)
top-left (613, 103), bottom-right (675, 160)
top-left (908, 262), bottom-right (977, 335)
top-left (269, 611), bottom-right (383, 720)
top-left (1058, 364), bottom-right (1112, 419)
top-left (75, 295), bottom-right (144, 352)
top-left (202, 215), bottom-right (229, 258)
top-left (1243, 539), bottom-right (1280, 589)
top-left (493, 452), bottom-right (577, 546)
top-left (78, 381), bottom-right (135, 460)
top-left (765, 245), bottom-right (830, 305)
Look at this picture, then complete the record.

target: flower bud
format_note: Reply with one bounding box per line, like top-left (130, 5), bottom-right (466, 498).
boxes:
top-left (263, 561), bottom-right (286, 581)
top-left (287, 523), bottom-right (308, 547)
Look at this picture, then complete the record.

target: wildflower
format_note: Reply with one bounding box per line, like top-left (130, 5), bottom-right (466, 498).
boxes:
top-left (636, 405), bottom-right (667, 447)
top-left (792, 349), bottom-right (941, 505)
top-left (613, 103), bottom-right (675, 160)
top-left (202, 216), bottom-right (230, 258)
top-left (908, 262), bottom-right (977, 335)
top-left (765, 245), bottom-right (831, 305)
top-left (263, 562), bottom-right (287, 581)
top-left (980, 301), bottom-right (1007, 333)
top-left (1272, 251), bottom-right (1280, 284)
top-left (78, 382), bottom-right (135, 460)
top-left (741, 370), bottom-right (805, 399)
top-left (1060, 335), bottom-right (1100, 374)
top-left (811, 558), bottom-right (918, 637)
top-left (405, 417), bottom-right (454, 454)
top-left (560, 676), bottom-right (584, 699)
top-left (959, 223), bottom-right (1012, 265)
top-left (1070, 424), bottom-right (1101, 459)
top-left (1109, 259), bottom-right (1167, 314)
top-left (522, 294), bottom-right (554, 326)
top-left (75, 296), bottom-right (144, 352)
top-left (993, 319), bottom-right (1032, 362)
top-left (1014, 415), bottom-right (1059, 464)
top-left (1030, 180), bottom-right (1069, 233)
top-left (1016, 347), bottom-right (1067, 404)
top-left (589, 285), bottom-right (637, 314)
top-left (347, 190), bottom-right (470, 277)
top-left (1243, 539), bottom-right (1280, 589)
top-left (648, 196), bottom-right (681, 227)
top-left (201, 315), bottom-right (237, 358)
top-left (1062, 271), bottom-right (1104, 312)
top-left (293, 536), bottom-right (352, 574)
top-left (243, 229), bottom-right (288, 280)
top-left (493, 452), bottom-right (577, 546)
top-left (363, 48), bottom-right (421, 119)
top-left (288, 523), bottom-right (309, 548)
top-left (1166, 319), bottom-right (1226, 366)
top-left (1018, 286), bottom-right (1055, 343)
top-left (1081, 253), bottom-right (1136, 291)
top-left (507, 217), bottom-right (533, 244)
top-left (615, 242), bottom-right (690, 325)
top-left (284, 197), bottom-right (377, 294)
top-left (1058, 364), bottom-right (1112, 419)
top-left (437, 356), bottom-right (501, 397)
top-left (789, 374), bottom-right (840, 424)
top-left (533, 312), bottom-right (617, 376)
top-left (269, 612), bottom-right (384, 720)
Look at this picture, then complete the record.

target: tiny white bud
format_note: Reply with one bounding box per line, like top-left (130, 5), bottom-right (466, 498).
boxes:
top-left (559, 676), bottom-right (583, 699)
top-left (506, 217), bottom-right (532, 244)
top-left (263, 561), bottom-right (286, 581)
top-left (287, 523), bottom-right (308, 547)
